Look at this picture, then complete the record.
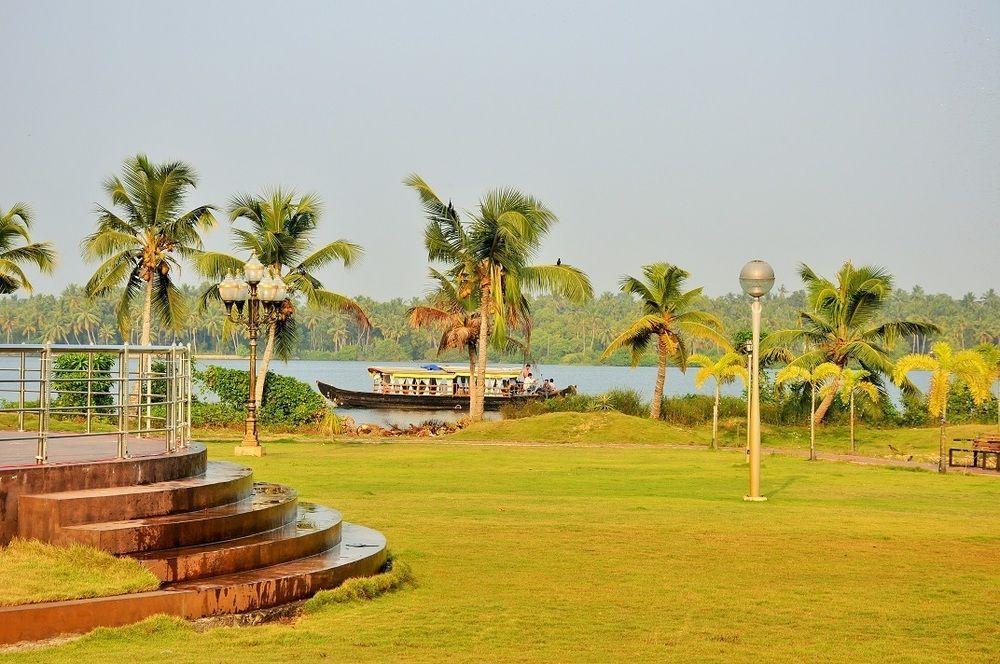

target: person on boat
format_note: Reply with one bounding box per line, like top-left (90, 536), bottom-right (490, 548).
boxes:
top-left (541, 378), bottom-right (556, 395)
top-left (523, 372), bottom-right (538, 393)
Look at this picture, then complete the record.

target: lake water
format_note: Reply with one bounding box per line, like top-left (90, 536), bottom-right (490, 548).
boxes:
top-left (201, 358), bottom-right (927, 426)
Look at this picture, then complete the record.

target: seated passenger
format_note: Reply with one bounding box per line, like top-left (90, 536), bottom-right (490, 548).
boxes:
top-left (523, 372), bottom-right (537, 393)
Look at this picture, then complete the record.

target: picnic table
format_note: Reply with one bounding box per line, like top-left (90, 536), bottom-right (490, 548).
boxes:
top-left (950, 434), bottom-right (1000, 471)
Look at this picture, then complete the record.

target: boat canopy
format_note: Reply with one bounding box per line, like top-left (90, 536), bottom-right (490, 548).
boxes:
top-left (367, 365), bottom-right (522, 380)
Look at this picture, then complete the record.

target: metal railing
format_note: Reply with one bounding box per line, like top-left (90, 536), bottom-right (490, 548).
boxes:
top-left (0, 344), bottom-right (192, 464)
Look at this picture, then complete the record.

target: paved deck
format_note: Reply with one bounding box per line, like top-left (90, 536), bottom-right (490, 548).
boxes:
top-left (0, 431), bottom-right (172, 468)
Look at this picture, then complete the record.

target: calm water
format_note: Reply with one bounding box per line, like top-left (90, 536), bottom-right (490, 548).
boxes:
top-left (201, 358), bottom-right (927, 426)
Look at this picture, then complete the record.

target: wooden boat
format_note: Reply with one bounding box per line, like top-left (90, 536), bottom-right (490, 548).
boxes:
top-left (317, 364), bottom-right (574, 411)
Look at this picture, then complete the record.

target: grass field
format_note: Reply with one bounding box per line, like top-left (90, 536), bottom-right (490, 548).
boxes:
top-left (5, 423), bottom-right (998, 663)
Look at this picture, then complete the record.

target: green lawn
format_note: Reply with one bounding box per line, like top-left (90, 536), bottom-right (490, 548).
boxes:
top-left (0, 540), bottom-right (159, 607)
top-left (6, 432), bottom-right (998, 663)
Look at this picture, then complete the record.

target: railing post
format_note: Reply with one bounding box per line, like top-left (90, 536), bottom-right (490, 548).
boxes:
top-left (17, 349), bottom-right (25, 432)
top-left (36, 342), bottom-right (50, 464)
top-left (118, 343), bottom-right (129, 459)
top-left (166, 345), bottom-right (176, 452)
top-left (185, 343), bottom-right (192, 448)
top-left (86, 350), bottom-right (93, 434)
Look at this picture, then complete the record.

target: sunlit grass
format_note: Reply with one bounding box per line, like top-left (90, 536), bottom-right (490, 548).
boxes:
top-left (0, 540), bottom-right (159, 607)
top-left (6, 436), bottom-right (998, 663)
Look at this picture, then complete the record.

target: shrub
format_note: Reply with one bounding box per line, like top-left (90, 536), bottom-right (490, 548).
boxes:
top-left (52, 353), bottom-right (115, 415)
top-left (196, 365), bottom-right (325, 426)
top-left (590, 388), bottom-right (648, 417)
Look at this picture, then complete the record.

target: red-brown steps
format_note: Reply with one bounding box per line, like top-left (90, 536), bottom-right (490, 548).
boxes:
top-left (17, 461), bottom-right (254, 544)
top-left (53, 483), bottom-right (299, 554)
top-left (132, 503), bottom-right (343, 582)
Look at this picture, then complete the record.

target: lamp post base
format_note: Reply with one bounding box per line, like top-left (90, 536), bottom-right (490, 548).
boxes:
top-left (235, 444), bottom-right (265, 457)
top-left (743, 495), bottom-right (768, 502)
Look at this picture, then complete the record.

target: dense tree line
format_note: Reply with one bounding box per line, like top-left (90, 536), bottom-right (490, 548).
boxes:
top-left (2, 283), bottom-right (996, 366)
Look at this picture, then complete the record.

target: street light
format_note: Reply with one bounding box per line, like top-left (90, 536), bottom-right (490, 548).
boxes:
top-left (218, 252), bottom-right (288, 456)
top-left (739, 259), bottom-right (774, 501)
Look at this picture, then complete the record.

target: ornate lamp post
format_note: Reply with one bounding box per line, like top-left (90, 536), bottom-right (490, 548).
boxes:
top-left (739, 259), bottom-right (774, 501)
top-left (218, 252), bottom-right (287, 457)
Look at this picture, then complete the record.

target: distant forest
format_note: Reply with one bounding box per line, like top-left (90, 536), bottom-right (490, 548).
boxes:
top-left (2, 283), bottom-right (997, 366)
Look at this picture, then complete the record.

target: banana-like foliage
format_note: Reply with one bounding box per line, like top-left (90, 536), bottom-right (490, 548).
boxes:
top-left (688, 352), bottom-right (748, 449)
top-left (404, 174), bottom-right (592, 420)
top-left (763, 261), bottom-right (938, 423)
top-left (0, 202), bottom-right (57, 295)
top-left (601, 263), bottom-right (729, 419)
top-left (893, 342), bottom-right (990, 418)
top-left (82, 155), bottom-right (215, 341)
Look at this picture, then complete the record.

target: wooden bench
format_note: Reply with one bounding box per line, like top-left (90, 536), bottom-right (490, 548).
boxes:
top-left (950, 434), bottom-right (1000, 471)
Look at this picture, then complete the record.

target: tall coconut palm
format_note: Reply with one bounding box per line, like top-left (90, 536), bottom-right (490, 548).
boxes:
top-left (763, 262), bottom-right (937, 424)
top-left (407, 269), bottom-right (527, 380)
top-left (688, 352), bottom-right (748, 450)
top-left (894, 342), bottom-right (991, 472)
top-left (405, 174), bottom-right (592, 420)
top-left (0, 203), bottom-right (57, 295)
top-left (601, 263), bottom-right (728, 419)
top-left (197, 189), bottom-right (369, 408)
top-left (82, 155), bottom-right (215, 343)
top-left (775, 362), bottom-right (828, 460)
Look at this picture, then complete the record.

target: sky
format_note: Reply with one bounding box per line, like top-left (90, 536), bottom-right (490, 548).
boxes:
top-left (0, 0), bottom-right (997, 300)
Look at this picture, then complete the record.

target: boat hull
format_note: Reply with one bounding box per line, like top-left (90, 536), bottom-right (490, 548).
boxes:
top-left (317, 382), bottom-right (573, 411)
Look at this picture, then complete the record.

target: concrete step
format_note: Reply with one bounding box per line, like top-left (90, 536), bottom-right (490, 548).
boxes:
top-left (132, 503), bottom-right (343, 582)
top-left (17, 461), bottom-right (253, 542)
top-left (171, 522), bottom-right (388, 616)
top-left (57, 483), bottom-right (298, 554)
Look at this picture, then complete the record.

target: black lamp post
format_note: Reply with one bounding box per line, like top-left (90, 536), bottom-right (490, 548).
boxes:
top-left (218, 252), bottom-right (287, 456)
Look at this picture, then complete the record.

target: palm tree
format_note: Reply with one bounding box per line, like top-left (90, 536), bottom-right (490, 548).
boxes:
top-left (405, 174), bottom-right (592, 420)
top-left (688, 352), bottom-right (748, 450)
top-left (775, 362), bottom-right (827, 460)
top-left (763, 262), bottom-right (937, 424)
top-left (894, 342), bottom-right (991, 472)
top-left (197, 189), bottom-right (370, 408)
top-left (975, 343), bottom-right (1000, 430)
top-left (82, 155), bottom-right (215, 344)
top-left (0, 202), bottom-right (57, 295)
top-left (816, 365), bottom-right (879, 454)
top-left (601, 263), bottom-right (728, 419)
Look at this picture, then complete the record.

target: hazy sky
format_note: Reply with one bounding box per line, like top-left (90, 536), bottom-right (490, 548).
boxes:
top-left (1, 0), bottom-right (997, 300)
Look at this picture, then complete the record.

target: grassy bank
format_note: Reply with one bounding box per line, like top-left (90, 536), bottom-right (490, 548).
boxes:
top-left (5, 436), bottom-right (998, 662)
top-left (0, 540), bottom-right (159, 607)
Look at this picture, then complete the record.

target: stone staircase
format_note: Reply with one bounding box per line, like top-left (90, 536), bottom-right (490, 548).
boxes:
top-left (0, 443), bottom-right (386, 644)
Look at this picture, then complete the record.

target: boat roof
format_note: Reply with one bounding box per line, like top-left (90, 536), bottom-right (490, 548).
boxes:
top-left (368, 365), bottom-right (522, 379)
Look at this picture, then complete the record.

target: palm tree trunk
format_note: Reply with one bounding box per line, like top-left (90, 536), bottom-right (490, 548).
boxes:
top-left (849, 391), bottom-right (856, 453)
top-left (650, 335), bottom-right (667, 419)
top-left (938, 401), bottom-right (948, 474)
top-left (809, 382), bottom-right (816, 461)
top-left (813, 375), bottom-right (841, 423)
top-left (255, 324), bottom-right (276, 410)
top-left (471, 274), bottom-right (491, 421)
top-left (141, 279), bottom-right (153, 346)
top-left (711, 382), bottom-right (719, 450)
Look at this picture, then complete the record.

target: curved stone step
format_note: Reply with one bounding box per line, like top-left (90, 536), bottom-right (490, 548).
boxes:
top-left (132, 503), bottom-right (343, 582)
top-left (171, 522), bottom-right (388, 615)
top-left (17, 461), bottom-right (254, 542)
top-left (58, 483), bottom-right (298, 554)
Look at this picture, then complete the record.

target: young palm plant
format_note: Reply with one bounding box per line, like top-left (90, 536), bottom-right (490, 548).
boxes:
top-left (197, 189), bottom-right (369, 408)
top-left (816, 364), bottom-right (879, 454)
top-left (601, 263), bottom-right (728, 419)
top-left (894, 342), bottom-right (991, 472)
top-left (975, 343), bottom-right (1000, 430)
top-left (762, 261), bottom-right (937, 424)
top-left (687, 352), bottom-right (748, 450)
top-left (405, 174), bottom-right (592, 420)
top-left (774, 362), bottom-right (827, 460)
top-left (82, 155), bottom-right (215, 343)
top-left (0, 202), bottom-right (57, 295)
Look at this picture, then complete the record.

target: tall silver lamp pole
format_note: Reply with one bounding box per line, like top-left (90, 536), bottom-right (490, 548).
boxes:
top-left (739, 259), bottom-right (774, 501)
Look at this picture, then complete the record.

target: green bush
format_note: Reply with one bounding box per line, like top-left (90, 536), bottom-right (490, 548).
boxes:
top-left (190, 401), bottom-right (245, 427)
top-left (52, 353), bottom-right (115, 415)
top-left (196, 365), bottom-right (325, 426)
top-left (591, 388), bottom-right (648, 417)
